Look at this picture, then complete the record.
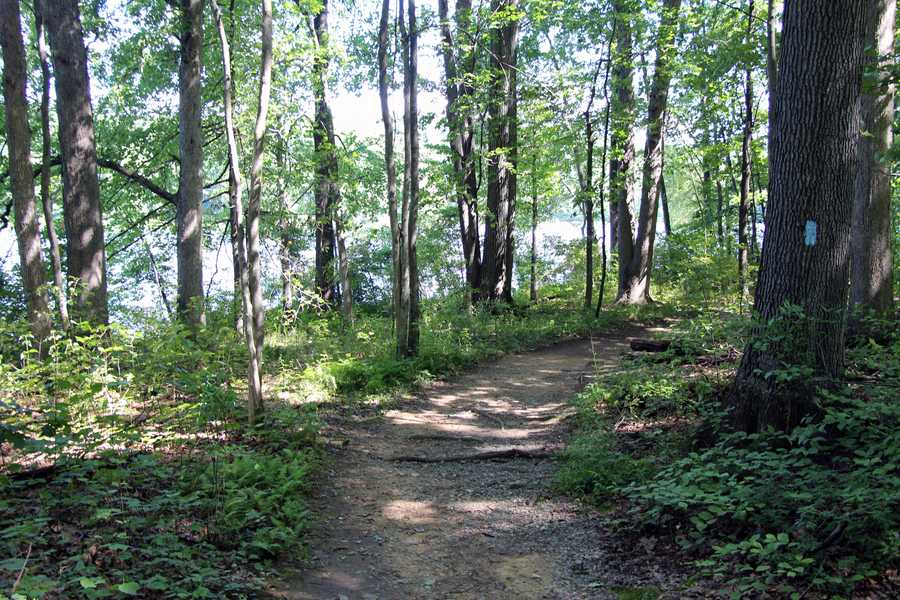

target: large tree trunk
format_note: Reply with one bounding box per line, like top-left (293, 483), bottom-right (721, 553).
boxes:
top-left (1, 0), bottom-right (52, 344)
top-left (175, 0), bottom-right (206, 328)
top-left (311, 1), bottom-right (340, 304)
top-left (608, 0), bottom-right (635, 277)
top-left (850, 0), bottom-right (895, 316)
top-left (211, 0), bottom-right (262, 424)
top-left (729, 0), bottom-right (867, 433)
top-left (396, 0), bottom-right (421, 356)
top-left (481, 0), bottom-right (519, 303)
top-left (378, 0), bottom-right (401, 327)
top-left (617, 0), bottom-right (681, 304)
top-left (246, 0), bottom-right (272, 394)
top-left (43, 0), bottom-right (108, 325)
top-left (438, 0), bottom-right (481, 304)
top-left (35, 8), bottom-right (70, 332)
top-left (738, 0), bottom-right (754, 309)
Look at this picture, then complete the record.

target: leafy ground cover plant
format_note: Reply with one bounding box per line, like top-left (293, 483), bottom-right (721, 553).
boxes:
top-left (557, 308), bottom-right (900, 598)
top-left (2, 298), bottom-right (626, 598)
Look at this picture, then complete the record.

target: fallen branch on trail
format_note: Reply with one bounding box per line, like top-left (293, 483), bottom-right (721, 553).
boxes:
top-left (629, 338), bottom-right (673, 353)
top-left (387, 447), bottom-right (556, 463)
top-left (406, 433), bottom-right (481, 443)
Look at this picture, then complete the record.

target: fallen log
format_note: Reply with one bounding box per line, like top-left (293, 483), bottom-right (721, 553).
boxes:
top-left (629, 338), bottom-right (672, 352)
top-left (387, 447), bottom-right (556, 463)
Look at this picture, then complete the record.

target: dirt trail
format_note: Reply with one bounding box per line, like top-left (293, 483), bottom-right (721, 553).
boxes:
top-left (269, 328), bottom-right (682, 600)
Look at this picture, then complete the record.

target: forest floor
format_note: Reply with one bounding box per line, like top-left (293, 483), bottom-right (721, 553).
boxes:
top-left (267, 326), bottom-right (691, 600)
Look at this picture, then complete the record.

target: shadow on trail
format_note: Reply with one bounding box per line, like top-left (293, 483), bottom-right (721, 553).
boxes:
top-left (268, 327), bottom-right (684, 600)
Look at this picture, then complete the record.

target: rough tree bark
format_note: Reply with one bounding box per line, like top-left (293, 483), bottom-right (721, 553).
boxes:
top-left (310, 0), bottom-right (340, 304)
top-left (175, 0), bottom-right (206, 327)
top-left (42, 0), bottom-right (108, 325)
top-left (850, 0), bottom-right (895, 316)
top-left (729, 0), bottom-right (868, 433)
top-left (34, 7), bottom-right (70, 331)
top-left (438, 0), bottom-right (481, 304)
top-left (738, 0), bottom-right (754, 308)
top-left (608, 0), bottom-right (636, 266)
top-left (246, 0), bottom-right (272, 388)
top-left (481, 0), bottom-right (519, 303)
top-left (617, 0), bottom-right (681, 304)
top-left (378, 0), bottom-right (401, 326)
top-left (211, 0), bottom-right (262, 424)
top-left (1, 0), bottom-right (52, 344)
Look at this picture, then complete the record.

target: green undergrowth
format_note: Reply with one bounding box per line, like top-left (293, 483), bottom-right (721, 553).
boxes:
top-left (267, 296), bottom-right (657, 402)
top-left (0, 314), bottom-right (320, 599)
top-left (557, 308), bottom-right (900, 598)
top-left (1, 297), bottom-right (652, 598)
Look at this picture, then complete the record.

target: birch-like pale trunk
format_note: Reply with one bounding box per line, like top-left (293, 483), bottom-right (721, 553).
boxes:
top-left (211, 0), bottom-right (262, 424)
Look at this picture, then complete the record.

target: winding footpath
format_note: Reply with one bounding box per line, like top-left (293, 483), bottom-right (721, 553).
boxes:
top-left (268, 327), bottom-right (685, 599)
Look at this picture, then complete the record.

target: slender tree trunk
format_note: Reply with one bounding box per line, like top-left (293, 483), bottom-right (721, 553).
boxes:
top-left (277, 143), bottom-right (294, 314)
top-left (660, 175), bottom-right (672, 236)
top-left (42, 0), bottom-right (108, 325)
top-left (397, 0), bottom-right (421, 356)
top-left (1, 0), bottom-right (52, 344)
top-left (715, 179), bottom-right (725, 242)
top-left (738, 0), bottom-right (754, 309)
top-left (609, 0), bottom-right (636, 281)
top-left (595, 36), bottom-right (613, 317)
top-left (850, 0), bottom-right (895, 316)
top-left (438, 0), bottom-right (481, 303)
top-left (583, 65), bottom-right (601, 310)
top-left (617, 0), bottom-right (681, 304)
top-left (176, 0), bottom-right (206, 327)
top-left (378, 0), bottom-right (400, 327)
top-left (230, 206), bottom-right (243, 331)
top-left (765, 0), bottom-right (778, 236)
top-left (247, 0), bottom-right (272, 395)
top-left (730, 0), bottom-right (867, 433)
top-left (211, 0), bottom-right (262, 425)
top-left (142, 231), bottom-right (174, 319)
top-left (530, 161), bottom-right (538, 302)
top-left (765, 0), bottom-right (778, 138)
top-left (280, 233), bottom-right (294, 312)
top-left (334, 217), bottom-right (353, 323)
top-left (311, 1), bottom-right (340, 304)
top-left (481, 0), bottom-right (519, 303)
top-left (34, 9), bottom-right (70, 331)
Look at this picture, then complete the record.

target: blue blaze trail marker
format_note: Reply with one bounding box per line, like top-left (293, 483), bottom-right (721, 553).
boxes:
top-left (804, 220), bottom-right (817, 247)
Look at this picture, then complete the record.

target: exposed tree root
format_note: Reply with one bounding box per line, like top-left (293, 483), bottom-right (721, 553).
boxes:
top-left (387, 447), bottom-right (556, 463)
top-left (629, 338), bottom-right (672, 352)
